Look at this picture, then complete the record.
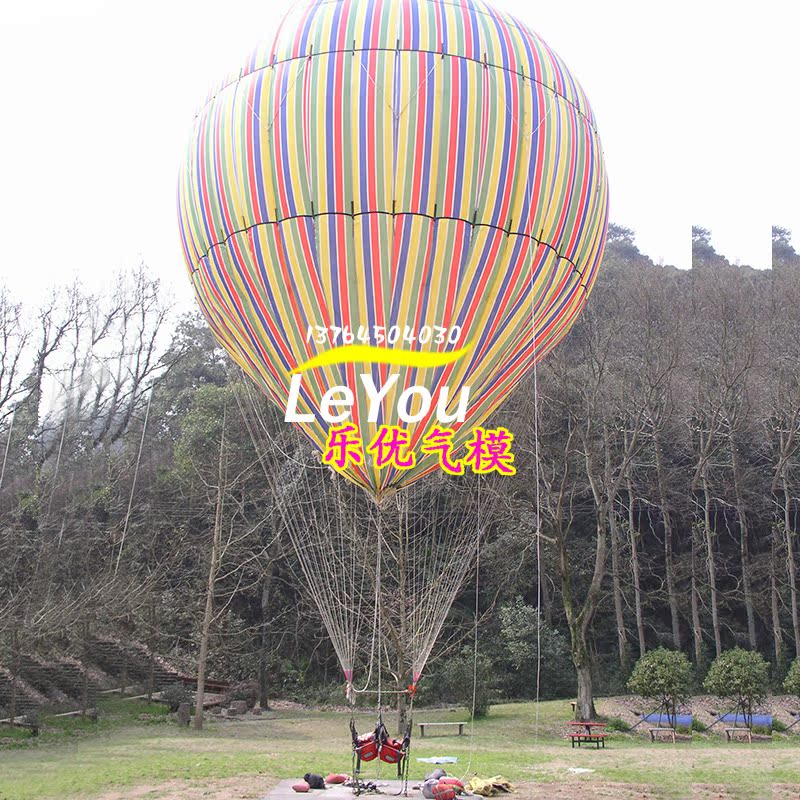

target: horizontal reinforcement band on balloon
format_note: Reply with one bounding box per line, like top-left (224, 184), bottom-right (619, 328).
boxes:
top-left (189, 210), bottom-right (592, 293)
top-left (192, 45), bottom-right (600, 134)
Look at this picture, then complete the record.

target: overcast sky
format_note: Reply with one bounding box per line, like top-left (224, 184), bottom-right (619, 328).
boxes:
top-left (0, 0), bottom-right (796, 307)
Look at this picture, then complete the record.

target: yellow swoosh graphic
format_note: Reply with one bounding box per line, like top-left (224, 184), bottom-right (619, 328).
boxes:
top-left (292, 343), bottom-right (473, 374)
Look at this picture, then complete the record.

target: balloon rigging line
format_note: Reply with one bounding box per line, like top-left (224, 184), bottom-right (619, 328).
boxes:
top-left (191, 212), bottom-right (588, 284)
top-left (394, 56), bottom-right (443, 120)
top-left (244, 382), bottom-right (489, 707)
top-left (238, 388), bottom-right (374, 690)
top-left (458, 478), bottom-right (482, 784)
top-left (358, 54), bottom-right (398, 117)
top-left (242, 380), bottom-right (326, 469)
top-left (512, 67), bottom-right (548, 742)
top-left (196, 45), bottom-right (599, 137)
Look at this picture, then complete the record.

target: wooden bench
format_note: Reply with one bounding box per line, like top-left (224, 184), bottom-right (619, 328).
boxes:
top-left (568, 733), bottom-right (608, 749)
top-left (724, 727), bottom-right (752, 743)
top-left (418, 721), bottom-right (465, 737)
top-left (649, 727), bottom-right (676, 743)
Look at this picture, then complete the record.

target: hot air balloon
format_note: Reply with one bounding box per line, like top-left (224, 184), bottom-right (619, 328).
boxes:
top-left (177, 0), bottom-right (609, 499)
top-left (180, 1), bottom-right (608, 771)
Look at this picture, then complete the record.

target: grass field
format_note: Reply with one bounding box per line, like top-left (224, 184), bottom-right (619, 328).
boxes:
top-left (0, 699), bottom-right (798, 800)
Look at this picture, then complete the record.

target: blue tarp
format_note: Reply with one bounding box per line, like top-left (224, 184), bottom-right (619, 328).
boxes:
top-left (641, 713), bottom-right (692, 727)
top-left (719, 713), bottom-right (772, 727)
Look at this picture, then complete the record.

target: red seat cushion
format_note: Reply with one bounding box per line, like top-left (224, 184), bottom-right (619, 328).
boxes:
top-left (356, 733), bottom-right (380, 761)
top-left (431, 783), bottom-right (456, 800)
top-left (379, 738), bottom-right (405, 764)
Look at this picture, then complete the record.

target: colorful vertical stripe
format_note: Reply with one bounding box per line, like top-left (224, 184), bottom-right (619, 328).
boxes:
top-left (178, 0), bottom-right (609, 497)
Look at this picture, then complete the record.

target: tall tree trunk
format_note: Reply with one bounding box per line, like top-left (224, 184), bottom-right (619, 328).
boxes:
top-left (557, 526), bottom-right (596, 720)
top-left (731, 440), bottom-right (757, 649)
top-left (8, 629), bottom-right (19, 724)
top-left (121, 648), bottom-right (128, 693)
top-left (81, 622), bottom-right (90, 716)
top-left (258, 554), bottom-right (277, 710)
top-left (147, 603), bottom-right (156, 702)
top-left (690, 535), bottom-right (704, 666)
top-left (575, 660), bottom-right (595, 723)
top-left (771, 531), bottom-right (784, 666)
top-left (654, 433), bottom-right (681, 649)
top-left (784, 480), bottom-right (800, 650)
top-left (195, 425), bottom-right (226, 731)
top-left (562, 513), bottom-right (606, 721)
top-left (539, 557), bottom-right (552, 627)
top-left (627, 478), bottom-right (646, 658)
top-left (701, 475), bottom-right (722, 657)
top-left (609, 503), bottom-right (629, 671)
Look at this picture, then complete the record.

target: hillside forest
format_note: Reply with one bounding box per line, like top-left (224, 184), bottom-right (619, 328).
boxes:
top-left (0, 225), bottom-right (798, 724)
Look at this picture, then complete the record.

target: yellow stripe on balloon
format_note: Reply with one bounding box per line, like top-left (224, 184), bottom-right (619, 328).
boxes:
top-left (291, 342), bottom-right (474, 374)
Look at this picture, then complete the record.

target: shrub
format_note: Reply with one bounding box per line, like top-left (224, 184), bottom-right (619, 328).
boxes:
top-left (751, 724), bottom-right (772, 736)
top-left (627, 647), bottom-right (693, 723)
top-left (703, 648), bottom-right (770, 717)
top-left (783, 659), bottom-right (800, 699)
top-left (604, 716), bottom-right (631, 732)
top-left (438, 647), bottom-right (495, 717)
top-left (691, 718), bottom-right (708, 733)
top-left (498, 598), bottom-right (575, 699)
top-left (773, 719), bottom-right (788, 733)
top-left (160, 683), bottom-right (192, 712)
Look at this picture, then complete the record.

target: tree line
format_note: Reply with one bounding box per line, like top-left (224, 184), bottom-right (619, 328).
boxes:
top-left (0, 225), bottom-right (798, 724)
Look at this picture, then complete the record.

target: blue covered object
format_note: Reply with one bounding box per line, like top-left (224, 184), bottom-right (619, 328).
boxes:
top-left (719, 713), bottom-right (772, 727)
top-left (641, 713), bottom-right (692, 727)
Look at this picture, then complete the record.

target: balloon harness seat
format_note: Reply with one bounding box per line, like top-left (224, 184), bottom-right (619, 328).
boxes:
top-left (349, 683), bottom-right (415, 796)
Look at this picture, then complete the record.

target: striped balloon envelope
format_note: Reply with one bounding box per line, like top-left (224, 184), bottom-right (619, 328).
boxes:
top-left (177, 0), bottom-right (609, 498)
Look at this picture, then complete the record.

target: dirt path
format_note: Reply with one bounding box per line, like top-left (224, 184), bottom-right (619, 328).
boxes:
top-left (93, 776), bottom-right (271, 799)
top-left (92, 778), bottom-right (800, 800)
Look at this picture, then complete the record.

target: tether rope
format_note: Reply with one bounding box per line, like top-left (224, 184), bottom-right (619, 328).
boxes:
top-left (458, 477), bottom-right (482, 785)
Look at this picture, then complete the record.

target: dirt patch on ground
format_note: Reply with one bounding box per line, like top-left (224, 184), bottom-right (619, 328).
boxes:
top-left (94, 776), bottom-right (275, 800)
top-left (515, 780), bottom-right (657, 798)
top-left (93, 779), bottom-right (800, 800)
top-left (99, 779), bottom-right (795, 800)
top-left (94, 779), bottom-right (659, 800)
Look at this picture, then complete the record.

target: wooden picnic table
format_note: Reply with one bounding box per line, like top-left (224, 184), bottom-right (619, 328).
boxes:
top-left (566, 721), bottom-right (608, 749)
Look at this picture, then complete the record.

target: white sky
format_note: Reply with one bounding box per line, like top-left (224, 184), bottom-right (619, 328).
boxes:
top-left (0, 0), bottom-right (797, 307)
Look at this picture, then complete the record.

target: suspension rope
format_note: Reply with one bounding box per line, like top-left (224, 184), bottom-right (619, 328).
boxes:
top-left (458, 477), bottom-right (482, 784)
top-left (532, 303), bottom-right (543, 741)
top-left (514, 68), bottom-right (547, 744)
top-left (237, 381), bottom-right (494, 794)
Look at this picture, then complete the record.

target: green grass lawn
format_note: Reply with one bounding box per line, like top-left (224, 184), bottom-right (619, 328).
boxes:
top-left (0, 699), bottom-right (798, 800)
